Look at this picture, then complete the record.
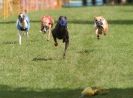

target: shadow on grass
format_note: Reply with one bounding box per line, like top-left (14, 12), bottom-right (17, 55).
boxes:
top-left (1, 20), bottom-right (133, 25)
top-left (32, 57), bottom-right (53, 61)
top-left (68, 20), bottom-right (133, 25)
top-left (2, 41), bottom-right (17, 45)
top-left (0, 85), bottom-right (133, 98)
top-left (77, 49), bottom-right (94, 55)
top-left (30, 39), bottom-right (39, 43)
top-left (0, 85), bottom-right (81, 98)
top-left (2, 40), bottom-right (38, 45)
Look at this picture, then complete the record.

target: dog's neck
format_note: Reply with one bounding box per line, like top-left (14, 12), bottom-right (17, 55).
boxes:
top-left (19, 19), bottom-right (27, 29)
top-left (22, 20), bottom-right (25, 28)
top-left (98, 27), bottom-right (104, 33)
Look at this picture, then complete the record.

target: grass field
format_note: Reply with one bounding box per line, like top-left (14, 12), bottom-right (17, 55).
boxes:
top-left (0, 5), bottom-right (133, 98)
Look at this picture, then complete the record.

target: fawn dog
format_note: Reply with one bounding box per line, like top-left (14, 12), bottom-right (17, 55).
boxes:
top-left (94, 16), bottom-right (108, 39)
top-left (40, 16), bottom-right (54, 41)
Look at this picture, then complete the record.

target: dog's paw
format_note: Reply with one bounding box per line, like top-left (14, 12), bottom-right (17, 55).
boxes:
top-left (103, 33), bottom-right (106, 36)
top-left (54, 43), bottom-right (58, 46)
top-left (97, 35), bottom-right (100, 40)
top-left (63, 54), bottom-right (66, 59)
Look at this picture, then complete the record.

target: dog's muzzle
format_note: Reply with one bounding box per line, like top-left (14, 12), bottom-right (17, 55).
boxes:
top-left (41, 26), bottom-right (49, 33)
top-left (19, 17), bottom-right (24, 23)
top-left (59, 20), bottom-right (67, 27)
top-left (96, 21), bottom-right (103, 28)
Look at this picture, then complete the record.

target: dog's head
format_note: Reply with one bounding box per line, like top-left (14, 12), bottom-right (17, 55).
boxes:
top-left (18, 13), bottom-right (25, 23)
top-left (58, 16), bottom-right (67, 28)
top-left (41, 16), bottom-right (53, 33)
top-left (94, 16), bottom-right (104, 29)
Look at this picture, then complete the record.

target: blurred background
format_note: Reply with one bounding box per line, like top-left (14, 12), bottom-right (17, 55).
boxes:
top-left (0, 0), bottom-right (133, 19)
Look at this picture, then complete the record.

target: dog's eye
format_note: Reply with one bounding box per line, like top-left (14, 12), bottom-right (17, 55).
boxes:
top-left (95, 20), bottom-right (97, 21)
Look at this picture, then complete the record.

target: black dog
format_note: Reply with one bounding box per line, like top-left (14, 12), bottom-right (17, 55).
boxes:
top-left (52, 16), bottom-right (69, 58)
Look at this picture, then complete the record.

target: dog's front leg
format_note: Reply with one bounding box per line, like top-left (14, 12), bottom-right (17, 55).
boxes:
top-left (63, 41), bottom-right (69, 58)
top-left (26, 31), bottom-right (29, 38)
top-left (63, 32), bottom-right (69, 58)
top-left (18, 31), bottom-right (22, 45)
top-left (26, 31), bottom-right (29, 43)
top-left (96, 29), bottom-right (100, 39)
top-left (47, 26), bottom-right (51, 41)
top-left (52, 30), bottom-right (58, 46)
top-left (54, 37), bottom-right (58, 46)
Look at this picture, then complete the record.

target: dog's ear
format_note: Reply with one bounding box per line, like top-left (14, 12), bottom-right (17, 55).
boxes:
top-left (99, 16), bottom-right (104, 20)
top-left (94, 16), bottom-right (97, 20)
top-left (64, 16), bottom-right (67, 20)
top-left (94, 16), bottom-right (97, 22)
top-left (18, 14), bottom-right (21, 19)
top-left (18, 13), bottom-right (21, 18)
top-left (59, 16), bottom-right (63, 20)
top-left (18, 15), bottom-right (20, 18)
top-left (59, 16), bottom-right (62, 20)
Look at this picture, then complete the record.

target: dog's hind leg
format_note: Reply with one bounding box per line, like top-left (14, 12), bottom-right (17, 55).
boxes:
top-left (26, 31), bottom-right (29, 43)
top-left (63, 33), bottom-right (69, 58)
top-left (26, 31), bottom-right (29, 38)
top-left (18, 31), bottom-right (22, 45)
top-left (47, 27), bottom-right (51, 41)
top-left (26, 31), bottom-right (29, 40)
top-left (103, 32), bottom-right (106, 36)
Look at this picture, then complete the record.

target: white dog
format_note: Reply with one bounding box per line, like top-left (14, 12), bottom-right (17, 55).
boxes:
top-left (16, 12), bottom-right (30, 45)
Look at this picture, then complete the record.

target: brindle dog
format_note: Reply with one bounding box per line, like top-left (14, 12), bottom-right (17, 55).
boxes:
top-left (52, 16), bottom-right (69, 58)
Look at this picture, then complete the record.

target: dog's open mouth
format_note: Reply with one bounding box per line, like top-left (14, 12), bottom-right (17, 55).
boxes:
top-left (96, 21), bottom-right (103, 29)
top-left (41, 26), bottom-right (49, 33)
top-left (97, 25), bottom-right (103, 29)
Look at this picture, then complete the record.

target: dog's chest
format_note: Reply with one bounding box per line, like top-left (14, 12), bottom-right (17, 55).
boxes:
top-left (98, 28), bottom-right (103, 34)
top-left (18, 20), bottom-right (28, 28)
top-left (55, 29), bottom-right (66, 39)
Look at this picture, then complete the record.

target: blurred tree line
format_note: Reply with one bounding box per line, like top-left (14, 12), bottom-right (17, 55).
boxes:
top-left (82, 0), bottom-right (133, 5)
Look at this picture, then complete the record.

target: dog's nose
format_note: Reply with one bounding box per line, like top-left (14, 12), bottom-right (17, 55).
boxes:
top-left (59, 20), bottom-right (67, 27)
top-left (42, 26), bottom-right (49, 32)
top-left (96, 21), bottom-right (103, 26)
top-left (99, 21), bottom-right (103, 25)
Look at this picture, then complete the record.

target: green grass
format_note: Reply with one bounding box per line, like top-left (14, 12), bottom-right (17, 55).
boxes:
top-left (0, 5), bottom-right (133, 98)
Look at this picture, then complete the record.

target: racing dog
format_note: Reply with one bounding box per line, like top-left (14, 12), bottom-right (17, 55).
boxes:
top-left (40, 16), bottom-right (54, 41)
top-left (16, 11), bottom-right (30, 45)
top-left (52, 16), bottom-right (69, 58)
top-left (94, 16), bottom-right (108, 39)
